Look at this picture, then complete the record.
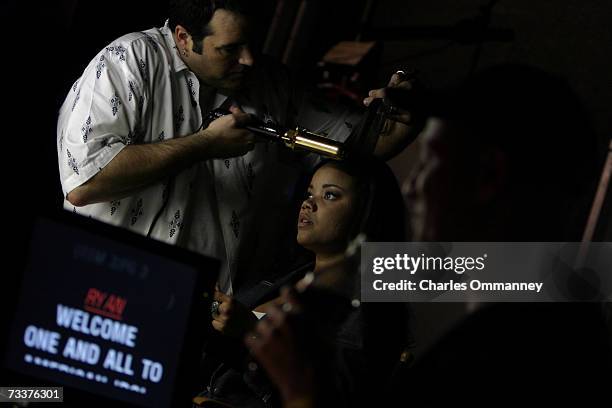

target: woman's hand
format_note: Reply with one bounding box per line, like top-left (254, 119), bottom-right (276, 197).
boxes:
top-left (211, 290), bottom-right (258, 339)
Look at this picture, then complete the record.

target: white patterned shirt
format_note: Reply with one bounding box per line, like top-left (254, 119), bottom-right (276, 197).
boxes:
top-left (57, 22), bottom-right (358, 294)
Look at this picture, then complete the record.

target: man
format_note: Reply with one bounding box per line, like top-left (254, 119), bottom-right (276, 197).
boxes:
top-left (397, 66), bottom-right (611, 401)
top-left (403, 64), bottom-right (597, 242)
top-left (57, 0), bottom-right (420, 295)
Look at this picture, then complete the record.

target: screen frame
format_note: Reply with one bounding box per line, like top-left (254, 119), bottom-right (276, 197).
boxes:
top-left (2, 209), bottom-right (219, 407)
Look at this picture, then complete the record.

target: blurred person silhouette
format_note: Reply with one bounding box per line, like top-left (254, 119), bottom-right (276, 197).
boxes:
top-left (398, 63), bottom-right (611, 402)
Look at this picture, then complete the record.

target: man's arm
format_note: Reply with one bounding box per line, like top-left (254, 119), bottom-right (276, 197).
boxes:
top-left (373, 116), bottom-right (421, 161)
top-left (67, 107), bottom-right (254, 207)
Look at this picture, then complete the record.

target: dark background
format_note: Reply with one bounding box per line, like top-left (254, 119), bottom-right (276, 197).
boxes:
top-left (1, 0), bottom-right (611, 379)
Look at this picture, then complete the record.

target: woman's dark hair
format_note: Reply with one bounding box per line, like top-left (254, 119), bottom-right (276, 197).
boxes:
top-left (168, 0), bottom-right (256, 52)
top-left (314, 158), bottom-right (406, 243)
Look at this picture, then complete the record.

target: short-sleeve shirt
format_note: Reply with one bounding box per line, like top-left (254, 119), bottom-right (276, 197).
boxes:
top-left (57, 22), bottom-right (359, 294)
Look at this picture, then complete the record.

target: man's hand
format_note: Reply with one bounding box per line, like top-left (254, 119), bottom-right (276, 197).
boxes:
top-left (200, 106), bottom-right (256, 158)
top-left (363, 71), bottom-right (414, 125)
top-left (363, 71), bottom-right (424, 160)
top-left (211, 289), bottom-right (257, 339)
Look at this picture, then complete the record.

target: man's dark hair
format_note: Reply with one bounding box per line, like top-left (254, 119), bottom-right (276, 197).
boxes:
top-left (437, 64), bottom-right (599, 240)
top-left (168, 0), bottom-right (256, 53)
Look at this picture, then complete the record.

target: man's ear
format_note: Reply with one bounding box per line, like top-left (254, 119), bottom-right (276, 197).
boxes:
top-left (476, 147), bottom-right (508, 204)
top-left (174, 25), bottom-right (192, 52)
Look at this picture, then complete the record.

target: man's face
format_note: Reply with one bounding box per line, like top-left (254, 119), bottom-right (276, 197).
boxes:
top-left (403, 118), bottom-right (473, 241)
top-left (185, 9), bottom-right (254, 91)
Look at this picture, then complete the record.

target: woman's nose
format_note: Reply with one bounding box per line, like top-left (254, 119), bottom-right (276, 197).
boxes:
top-left (301, 197), bottom-right (317, 211)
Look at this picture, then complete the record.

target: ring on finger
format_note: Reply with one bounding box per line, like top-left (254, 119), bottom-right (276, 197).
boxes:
top-left (211, 300), bottom-right (221, 316)
top-left (386, 105), bottom-right (399, 115)
top-left (395, 68), bottom-right (417, 81)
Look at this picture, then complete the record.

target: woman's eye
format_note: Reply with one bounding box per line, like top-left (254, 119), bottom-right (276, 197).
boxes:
top-left (324, 191), bottom-right (338, 200)
top-left (304, 192), bottom-right (313, 200)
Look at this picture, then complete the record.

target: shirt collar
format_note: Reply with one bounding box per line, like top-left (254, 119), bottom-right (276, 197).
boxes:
top-left (161, 19), bottom-right (189, 74)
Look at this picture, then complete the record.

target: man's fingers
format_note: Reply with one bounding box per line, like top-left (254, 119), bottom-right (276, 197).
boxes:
top-left (214, 291), bottom-right (231, 303)
top-left (229, 106), bottom-right (254, 127)
top-left (212, 319), bottom-right (224, 332)
top-left (279, 286), bottom-right (302, 314)
top-left (389, 78), bottom-right (414, 94)
top-left (218, 300), bottom-right (233, 315)
top-left (234, 114), bottom-right (252, 127)
top-left (388, 73), bottom-right (403, 87)
top-left (369, 88), bottom-right (386, 99)
top-left (389, 68), bottom-right (418, 84)
top-left (389, 73), bottom-right (414, 88)
top-left (364, 88), bottom-right (387, 107)
top-left (365, 71), bottom-right (416, 108)
top-left (229, 105), bottom-right (244, 115)
top-left (212, 312), bottom-right (229, 324)
top-left (396, 80), bottom-right (413, 90)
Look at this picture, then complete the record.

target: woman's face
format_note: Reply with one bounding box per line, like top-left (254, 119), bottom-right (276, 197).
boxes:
top-left (297, 164), bottom-right (358, 255)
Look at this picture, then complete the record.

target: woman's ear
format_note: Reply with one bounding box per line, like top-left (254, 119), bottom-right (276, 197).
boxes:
top-left (476, 147), bottom-right (508, 204)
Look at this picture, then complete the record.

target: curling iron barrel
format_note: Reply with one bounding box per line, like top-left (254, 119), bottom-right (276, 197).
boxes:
top-left (204, 109), bottom-right (346, 160)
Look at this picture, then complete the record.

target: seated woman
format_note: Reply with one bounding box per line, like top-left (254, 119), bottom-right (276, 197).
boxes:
top-left (201, 158), bottom-right (411, 407)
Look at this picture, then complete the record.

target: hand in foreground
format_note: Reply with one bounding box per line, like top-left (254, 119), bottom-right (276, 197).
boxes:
top-left (245, 287), bottom-right (316, 404)
top-left (211, 289), bottom-right (258, 339)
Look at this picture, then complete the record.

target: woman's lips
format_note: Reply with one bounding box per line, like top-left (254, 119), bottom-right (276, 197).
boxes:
top-left (298, 212), bottom-right (313, 228)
